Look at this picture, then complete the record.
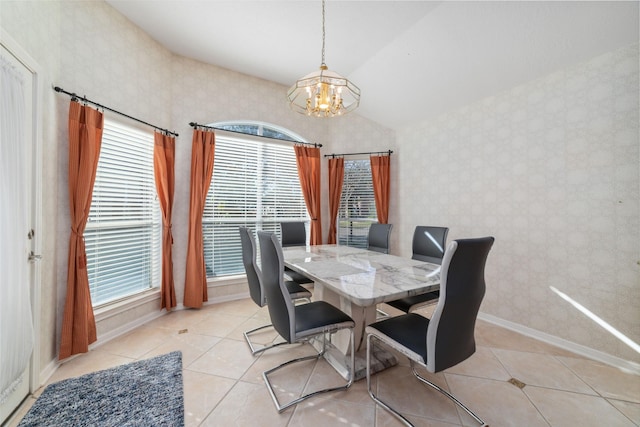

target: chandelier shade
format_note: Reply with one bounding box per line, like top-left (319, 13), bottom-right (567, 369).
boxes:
top-left (287, 0), bottom-right (360, 117)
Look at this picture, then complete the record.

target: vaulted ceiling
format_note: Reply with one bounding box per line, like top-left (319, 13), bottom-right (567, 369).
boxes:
top-left (106, 1), bottom-right (639, 130)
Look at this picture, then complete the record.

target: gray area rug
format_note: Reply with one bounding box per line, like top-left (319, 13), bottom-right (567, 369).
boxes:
top-left (19, 351), bottom-right (184, 426)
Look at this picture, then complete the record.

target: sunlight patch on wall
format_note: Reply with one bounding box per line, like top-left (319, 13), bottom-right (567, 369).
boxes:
top-left (549, 286), bottom-right (640, 355)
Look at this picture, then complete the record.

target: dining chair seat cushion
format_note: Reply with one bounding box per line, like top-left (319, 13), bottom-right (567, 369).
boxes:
top-left (386, 291), bottom-right (439, 313)
top-left (366, 313), bottom-right (429, 363)
top-left (284, 268), bottom-right (313, 284)
top-left (285, 281), bottom-right (312, 300)
top-left (294, 301), bottom-right (355, 340)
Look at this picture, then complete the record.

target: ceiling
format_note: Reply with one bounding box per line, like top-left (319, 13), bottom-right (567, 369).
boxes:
top-left (106, 1), bottom-right (639, 130)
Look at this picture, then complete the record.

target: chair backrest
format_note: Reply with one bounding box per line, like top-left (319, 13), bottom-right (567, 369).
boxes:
top-left (257, 231), bottom-right (296, 343)
top-left (280, 221), bottom-right (307, 247)
top-left (426, 237), bottom-right (494, 373)
top-left (238, 227), bottom-right (265, 307)
top-left (412, 226), bottom-right (449, 264)
top-left (368, 223), bottom-right (393, 254)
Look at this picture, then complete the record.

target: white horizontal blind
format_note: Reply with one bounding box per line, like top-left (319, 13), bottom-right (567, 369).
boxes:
top-left (84, 119), bottom-right (161, 306)
top-left (203, 134), bottom-right (308, 277)
top-left (338, 159), bottom-right (377, 248)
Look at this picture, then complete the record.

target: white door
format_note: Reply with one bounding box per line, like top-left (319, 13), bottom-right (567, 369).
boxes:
top-left (0, 39), bottom-right (38, 425)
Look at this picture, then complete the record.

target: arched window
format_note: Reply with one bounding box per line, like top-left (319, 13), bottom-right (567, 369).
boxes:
top-left (211, 120), bottom-right (306, 143)
top-left (203, 121), bottom-right (309, 277)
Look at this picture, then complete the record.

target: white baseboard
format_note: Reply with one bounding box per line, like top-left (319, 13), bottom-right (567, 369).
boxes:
top-left (478, 312), bottom-right (640, 375)
top-left (37, 358), bottom-right (60, 390)
top-left (204, 291), bottom-right (250, 305)
top-left (91, 292), bottom-right (250, 349)
top-left (92, 309), bottom-right (166, 350)
top-left (37, 290), bottom-right (249, 395)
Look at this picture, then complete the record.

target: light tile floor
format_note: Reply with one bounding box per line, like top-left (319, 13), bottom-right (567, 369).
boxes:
top-left (11, 298), bottom-right (640, 427)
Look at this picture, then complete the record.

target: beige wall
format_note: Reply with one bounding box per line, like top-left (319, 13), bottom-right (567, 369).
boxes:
top-left (395, 43), bottom-right (639, 363)
top-left (1, 0), bottom-right (638, 386)
top-left (0, 0), bottom-right (393, 382)
top-left (168, 56), bottom-right (395, 305)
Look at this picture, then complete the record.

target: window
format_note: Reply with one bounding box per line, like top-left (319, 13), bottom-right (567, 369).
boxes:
top-left (203, 123), bottom-right (308, 278)
top-left (84, 119), bottom-right (162, 306)
top-left (338, 159), bottom-right (377, 248)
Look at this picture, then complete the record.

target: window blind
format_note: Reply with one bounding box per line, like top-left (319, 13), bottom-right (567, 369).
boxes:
top-left (338, 159), bottom-right (377, 248)
top-left (203, 134), bottom-right (308, 277)
top-left (84, 119), bottom-right (161, 306)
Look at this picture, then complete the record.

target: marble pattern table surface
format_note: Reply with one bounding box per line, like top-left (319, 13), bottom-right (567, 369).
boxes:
top-left (282, 244), bottom-right (440, 306)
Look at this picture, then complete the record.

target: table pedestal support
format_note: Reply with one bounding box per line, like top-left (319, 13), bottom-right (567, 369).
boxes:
top-left (313, 283), bottom-right (397, 381)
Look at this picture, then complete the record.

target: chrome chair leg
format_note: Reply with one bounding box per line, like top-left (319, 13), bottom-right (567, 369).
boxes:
top-left (245, 293), bottom-right (310, 355)
top-left (263, 328), bottom-right (355, 413)
top-left (366, 334), bottom-right (414, 426)
top-left (243, 324), bottom-right (290, 356)
top-left (366, 336), bottom-right (488, 427)
top-left (376, 307), bottom-right (390, 319)
top-left (411, 362), bottom-right (488, 426)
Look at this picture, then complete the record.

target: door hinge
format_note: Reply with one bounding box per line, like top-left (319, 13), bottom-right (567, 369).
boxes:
top-left (28, 251), bottom-right (42, 262)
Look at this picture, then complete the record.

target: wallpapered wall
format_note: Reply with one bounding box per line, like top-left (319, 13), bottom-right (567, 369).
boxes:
top-left (0, 0), bottom-right (394, 376)
top-left (396, 44), bottom-right (639, 363)
top-left (1, 0), bottom-right (637, 383)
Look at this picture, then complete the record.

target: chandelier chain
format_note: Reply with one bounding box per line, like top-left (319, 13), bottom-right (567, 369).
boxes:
top-left (321, 0), bottom-right (326, 66)
top-left (286, 0), bottom-right (360, 117)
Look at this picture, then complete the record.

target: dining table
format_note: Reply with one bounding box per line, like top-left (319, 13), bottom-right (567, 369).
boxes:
top-left (282, 244), bottom-right (441, 381)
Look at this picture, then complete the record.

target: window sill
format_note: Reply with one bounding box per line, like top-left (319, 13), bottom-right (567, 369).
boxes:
top-left (93, 289), bottom-right (161, 322)
top-left (207, 274), bottom-right (246, 288)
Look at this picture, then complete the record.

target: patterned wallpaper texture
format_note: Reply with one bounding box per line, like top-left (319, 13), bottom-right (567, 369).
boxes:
top-left (2, 0), bottom-right (394, 368)
top-left (396, 43), bottom-right (639, 362)
top-left (1, 0), bottom-right (638, 371)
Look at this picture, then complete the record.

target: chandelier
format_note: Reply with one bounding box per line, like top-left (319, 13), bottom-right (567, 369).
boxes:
top-left (287, 0), bottom-right (360, 117)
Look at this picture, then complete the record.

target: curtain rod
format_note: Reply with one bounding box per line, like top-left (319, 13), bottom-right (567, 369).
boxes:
top-left (54, 86), bottom-right (179, 137)
top-left (324, 150), bottom-right (393, 158)
top-left (189, 122), bottom-right (322, 148)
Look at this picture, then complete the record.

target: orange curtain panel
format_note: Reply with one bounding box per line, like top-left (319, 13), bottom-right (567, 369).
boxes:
top-left (59, 101), bottom-right (103, 360)
top-left (183, 129), bottom-right (215, 308)
top-left (370, 155), bottom-right (390, 224)
top-left (327, 157), bottom-right (344, 244)
top-left (154, 132), bottom-right (176, 311)
top-left (294, 145), bottom-right (322, 245)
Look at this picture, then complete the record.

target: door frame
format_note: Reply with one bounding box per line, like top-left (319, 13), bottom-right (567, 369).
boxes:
top-left (0, 26), bottom-right (43, 396)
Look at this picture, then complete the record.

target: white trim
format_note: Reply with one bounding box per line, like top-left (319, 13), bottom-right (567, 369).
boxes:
top-left (207, 274), bottom-right (247, 288)
top-left (0, 26), bottom-right (44, 395)
top-left (478, 312), bottom-right (640, 375)
top-left (93, 289), bottom-right (161, 323)
top-left (204, 292), bottom-right (251, 305)
top-left (38, 359), bottom-right (59, 389)
top-left (93, 286), bottom-right (250, 333)
top-left (92, 309), bottom-right (165, 349)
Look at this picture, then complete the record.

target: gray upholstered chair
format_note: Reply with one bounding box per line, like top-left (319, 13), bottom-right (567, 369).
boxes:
top-left (367, 223), bottom-right (393, 254)
top-left (280, 221), bottom-right (307, 247)
top-left (366, 237), bottom-right (494, 426)
top-left (239, 227), bottom-right (311, 355)
top-left (386, 226), bottom-right (448, 313)
top-left (257, 231), bottom-right (355, 413)
top-left (279, 221), bottom-right (314, 285)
